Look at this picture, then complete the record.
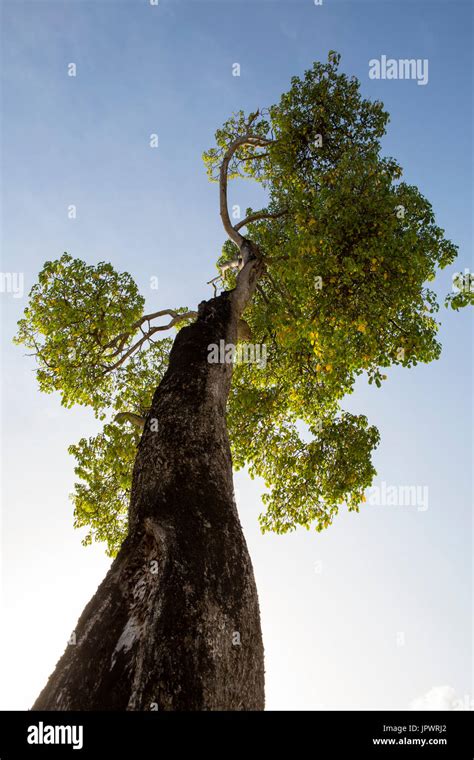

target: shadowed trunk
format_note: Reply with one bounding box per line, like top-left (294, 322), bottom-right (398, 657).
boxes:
top-left (33, 256), bottom-right (265, 711)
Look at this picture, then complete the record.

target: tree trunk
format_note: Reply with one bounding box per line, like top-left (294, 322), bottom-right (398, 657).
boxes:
top-left (33, 257), bottom-right (265, 711)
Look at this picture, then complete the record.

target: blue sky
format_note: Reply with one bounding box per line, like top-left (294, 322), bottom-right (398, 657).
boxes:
top-left (0, 0), bottom-right (472, 709)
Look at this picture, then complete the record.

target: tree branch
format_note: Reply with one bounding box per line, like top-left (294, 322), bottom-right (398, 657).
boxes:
top-left (219, 133), bottom-right (274, 249)
top-left (114, 412), bottom-right (145, 429)
top-left (102, 310), bottom-right (197, 371)
top-left (235, 208), bottom-right (288, 232)
top-left (104, 309), bottom-right (195, 352)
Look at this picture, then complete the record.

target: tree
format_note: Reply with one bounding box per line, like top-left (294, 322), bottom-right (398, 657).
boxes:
top-left (16, 53), bottom-right (458, 710)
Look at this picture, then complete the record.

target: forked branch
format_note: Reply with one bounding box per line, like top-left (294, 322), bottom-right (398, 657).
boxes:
top-left (102, 309), bottom-right (197, 373)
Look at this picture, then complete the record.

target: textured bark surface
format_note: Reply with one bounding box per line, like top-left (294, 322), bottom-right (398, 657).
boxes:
top-left (33, 259), bottom-right (265, 711)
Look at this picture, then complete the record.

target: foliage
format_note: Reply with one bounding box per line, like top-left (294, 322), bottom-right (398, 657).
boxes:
top-left (15, 53), bottom-right (459, 554)
top-left (67, 341), bottom-right (172, 556)
top-left (14, 252), bottom-right (173, 555)
top-left (68, 421), bottom-right (138, 556)
top-left (15, 254), bottom-right (145, 411)
top-left (207, 52), bottom-right (457, 533)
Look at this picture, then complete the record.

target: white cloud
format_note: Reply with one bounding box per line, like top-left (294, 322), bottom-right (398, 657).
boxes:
top-left (410, 686), bottom-right (473, 711)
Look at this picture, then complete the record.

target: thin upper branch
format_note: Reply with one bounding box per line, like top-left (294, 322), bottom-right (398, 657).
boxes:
top-left (235, 208), bottom-right (288, 232)
top-left (219, 132), bottom-right (274, 249)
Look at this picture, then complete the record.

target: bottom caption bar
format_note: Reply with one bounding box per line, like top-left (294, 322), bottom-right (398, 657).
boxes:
top-left (0, 710), bottom-right (472, 757)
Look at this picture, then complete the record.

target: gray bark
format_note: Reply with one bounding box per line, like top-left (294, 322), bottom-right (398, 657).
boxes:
top-left (33, 254), bottom-right (265, 711)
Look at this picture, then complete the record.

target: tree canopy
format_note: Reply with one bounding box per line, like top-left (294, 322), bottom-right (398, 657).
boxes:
top-left (15, 53), bottom-right (459, 556)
